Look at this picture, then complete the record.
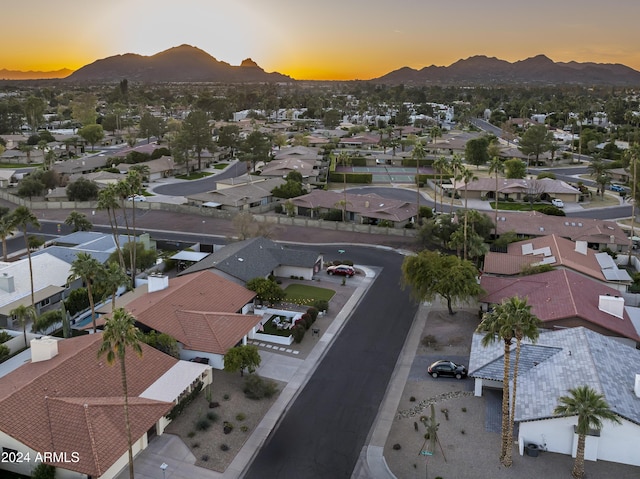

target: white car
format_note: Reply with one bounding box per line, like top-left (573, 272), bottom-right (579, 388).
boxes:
top-left (127, 194), bottom-right (146, 202)
top-left (551, 199), bottom-right (564, 208)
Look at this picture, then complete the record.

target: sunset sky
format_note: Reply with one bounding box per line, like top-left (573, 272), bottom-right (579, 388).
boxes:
top-left (3, 0), bottom-right (640, 80)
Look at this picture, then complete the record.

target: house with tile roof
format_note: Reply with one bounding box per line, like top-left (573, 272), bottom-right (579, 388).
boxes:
top-left (0, 334), bottom-right (211, 479)
top-left (260, 157), bottom-right (320, 182)
top-left (121, 271), bottom-right (262, 369)
top-left (179, 236), bottom-right (322, 283)
top-left (186, 177), bottom-right (286, 212)
top-left (479, 269), bottom-right (640, 343)
top-left (455, 177), bottom-right (580, 203)
top-left (115, 155), bottom-right (186, 181)
top-left (289, 190), bottom-right (417, 228)
top-left (483, 234), bottom-right (632, 292)
top-left (0, 253), bottom-right (72, 328)
top-left (468, 327), bottom-right (640, 467)
top-left (492, 210), bottom-right (629, 251)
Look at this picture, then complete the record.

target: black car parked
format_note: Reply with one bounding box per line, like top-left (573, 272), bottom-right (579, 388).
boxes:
top-left (427, 360), bottom-right (467, 379)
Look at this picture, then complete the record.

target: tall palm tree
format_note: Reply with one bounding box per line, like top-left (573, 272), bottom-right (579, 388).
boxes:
top-left (68, 252), bottom-right (104, 333)
top-left (554, 385), bottom-right (621, 479)
top-left (64, 211), bottom-right (93, 232)
top-left (97, 308), bottom-right (143, 479)
top-left (337, 151), bottom-right (351, 222)
top-left (0, 213), bottom-right (16, 262)
top-left (411, 141), bottom-right (426, 223)
top-left (97, 184), bottom-right (124, 269)
top-left (587, 159), bottom-right (608, 196)
top-left (459, 167), bottom-right (478, 261)
top-left (9, 304), bottom-right (36, 348)
top-left (476, 302), bottom-right (517, 466)
top-left (433, 156), bottom-right (449, 215)
top-left (12, 206), bottom-right (40, 309)
top-left (101, 262), bottom-right (130, 312)
top-left (449, 154), bottom-right (463, 210)
top-left (502, 296), bottom-right (540, 466)
top-left (488, 156), bottom-right (505, 238)
top-left (124, 169), bottom-right (144, 285)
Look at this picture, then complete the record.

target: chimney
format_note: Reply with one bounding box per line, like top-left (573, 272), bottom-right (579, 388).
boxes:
top-left (30, 336), bottom-right (59, 363)
top-left (148, 274), bottom-right (169, 293)
top-left (0, 273), bottom-right (15, 293)
top-left (635, 374), bottom-right (640, 399)
top-left (598, 294), bottom-right (624, 319)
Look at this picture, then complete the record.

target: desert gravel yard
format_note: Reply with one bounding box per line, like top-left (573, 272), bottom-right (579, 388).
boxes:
top-left (164, 371), bottom-right (284, 473)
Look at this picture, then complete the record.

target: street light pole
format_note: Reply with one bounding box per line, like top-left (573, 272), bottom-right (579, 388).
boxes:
top-left (160, 462), bottom-right (168, 479)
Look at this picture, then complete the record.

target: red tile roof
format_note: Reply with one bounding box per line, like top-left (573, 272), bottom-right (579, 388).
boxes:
top-left (124, 271), bottom-right (260, 354)
top-left (0, 334), bottom-right (176, 477)
top-left (480, 269), bottom-right (640, 341)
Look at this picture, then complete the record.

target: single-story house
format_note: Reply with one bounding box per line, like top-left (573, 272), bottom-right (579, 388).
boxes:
top-left (116, 155), bottom-right (185, 181)
top-left (608, 167), bottom-right (630, 184)
top-left (492, 211), bottom-right (629, 251)
top-left (272, 146), bottom-right (322, 161)
top-left (52, 155), bottom-right (109, 175)
top-left (0, 148), bottom-right (45, 165)
top-left (455, 177), bottom-right (580, 203)
top-left (0, 334), bottom-right (211, 479)
top-left (479, 268), bottom-right (640, 343)
top-left (0, 253), bottom-right (73, 328)
top-left (469, 327), bottom-right (640, 467)
top-left (121, 271), bottom-right (260, 369)
top-left (260, 157), bottom-right (320, 182)
top-left (186, 177), bottom-right (286, 212)
top-left (67, 170), bottom-right (125, 186)
top-left (180, 236), bottom-right (323, 283)
top-left (483, 234), bottom-right (632, 291)
top-left (289, 190), bottom-right (417, 228)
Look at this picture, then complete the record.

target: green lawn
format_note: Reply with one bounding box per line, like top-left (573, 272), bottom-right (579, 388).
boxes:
top-left (0, 162), bottom-right (42, 168)
top-left (213, 163), bottom-right (228, 170)
top-left (490, 201), bottom-right (560, 212)
top-left (284, 284), bottom-right (335, 305)
top-left (261, 315), bottom-right (294, 337)
top-left (175, 171), bottom-right (213, 180)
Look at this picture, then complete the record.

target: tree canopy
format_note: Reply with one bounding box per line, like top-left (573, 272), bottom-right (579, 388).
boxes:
top-left (518, 124), bottom-right (553, 164)
top-left (223, 344), bottom-right (262, 376)
top-left (401, 250), bottom-right (483, 314)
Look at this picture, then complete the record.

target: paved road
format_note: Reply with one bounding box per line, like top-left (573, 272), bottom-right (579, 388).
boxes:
top-left (244, 246), bottom-right (418, 479)
top-left (153, 161), bottom-right (248, 196)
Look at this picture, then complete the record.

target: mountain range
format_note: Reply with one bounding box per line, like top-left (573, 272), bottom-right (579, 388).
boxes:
top-left (3, 46), bottom-right (640, 85)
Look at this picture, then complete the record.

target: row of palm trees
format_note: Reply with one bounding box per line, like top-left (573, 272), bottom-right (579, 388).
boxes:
top-left (477, 296), bottom-right (620, 478)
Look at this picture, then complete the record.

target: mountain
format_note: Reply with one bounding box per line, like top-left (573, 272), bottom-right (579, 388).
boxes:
top-left (0, 68), bottom-right (73, 80)
top-left (374, 54), bottom-right (640, 85)
top-left (66, 44), bottom-right (292, 83)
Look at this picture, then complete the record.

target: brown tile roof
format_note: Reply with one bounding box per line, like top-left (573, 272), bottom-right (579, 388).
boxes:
top-left (493, 211), bottom-right (629, 246)
top-left (0, 334), bottom-right (176, 477)
top-left (484, 234), bottom-right (609, 281)
top-left (291, 190), bottom-right (417, 222)
top-left (479, 269), bottom-right (640, 341)
top-left (124, 271), bottom-right (259, 354)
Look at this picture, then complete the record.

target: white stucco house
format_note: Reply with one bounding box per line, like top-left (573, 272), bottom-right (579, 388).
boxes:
top-left (469, 327), bottom-right (640, 467)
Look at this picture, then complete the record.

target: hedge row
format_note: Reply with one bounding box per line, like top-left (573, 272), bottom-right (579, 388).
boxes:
top-left (328, 172), bottom-right (373, 184)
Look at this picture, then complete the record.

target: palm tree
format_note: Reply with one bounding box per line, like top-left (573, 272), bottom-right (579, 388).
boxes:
top-left (502, 296), bottom-right (540, 466)
top-left (124, 169), bottom-right (144, 285)
top-left (101, 262), bottom-right (130, 312)
top-left (587, 159), bottom-right (608, 196)
top-left (97, 184), bottom-right (124, 269)
top-left (476, 302), bottom-right (517, 466)
top-left (554, 385), bottom-right (621, 478)
top-left (449, 154), bottom-right (463, 210)
top-left (337, 151), bottom-right (351, 222)
top-left (0, 213), bottom-right (16, 262)
top-left (68, 252), bottom-right (104, 333)
top-left (488, 156), bottom-right (505, 238)
top-left (97, 308), bottom-right (143, 479)
top-left (64, 211), bottom-right (93, 232)
top-left (411, 141), bottom-right (426, 223)
top-left (433, 156), bottom-right (449, 215)
top-left (12, 206), bottom-right (40, 309)
top-left (9, 304), bottom-right (36, 348)
top-left (459, 167), bottom-right (478, 260)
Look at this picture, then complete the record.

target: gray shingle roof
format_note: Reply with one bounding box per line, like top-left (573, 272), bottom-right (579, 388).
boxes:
top-left (179, 237), bottom-right (319, 282)
top-left (469, 327), bottom-right (640, 424)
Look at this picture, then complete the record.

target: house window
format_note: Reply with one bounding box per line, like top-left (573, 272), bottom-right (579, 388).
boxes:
top-left (39, 298), bottom-right (50, 307)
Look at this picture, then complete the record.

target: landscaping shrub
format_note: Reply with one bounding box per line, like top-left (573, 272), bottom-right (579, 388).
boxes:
top-left (223, 421), bottom-right (234, 434)
top-left (220, 444), bottom-right (230, 451)
top-left (195, 418), bottom-right (211, 431)
top-left (306, 307), bottom-right (319, 321)
top-left (291, 325), bottom-right (305, 343)
top-left (236, 413), bottom-right (246, 421)
top-left (243, 374), bottom-right (279, 400)
top-left (166, 382), bottom-right (203, 420)
top-left (313, 299), bottom-right (329, 313)
top-left (300, 313), bottom-right (312, 330)
top-left (206, 412), bottom-right (218, 422)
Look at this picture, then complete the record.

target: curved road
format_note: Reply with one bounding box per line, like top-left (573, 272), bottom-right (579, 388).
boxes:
top-left (244, 245), bottom-right (418, 479)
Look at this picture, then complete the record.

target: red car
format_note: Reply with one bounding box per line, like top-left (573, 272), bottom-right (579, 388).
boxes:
top-left (327, 265), bottom-right (356, 277)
